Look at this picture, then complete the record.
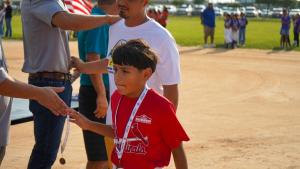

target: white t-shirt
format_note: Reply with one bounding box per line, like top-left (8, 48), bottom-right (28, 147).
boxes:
top-left (106, 19), bottom-right (181, 124)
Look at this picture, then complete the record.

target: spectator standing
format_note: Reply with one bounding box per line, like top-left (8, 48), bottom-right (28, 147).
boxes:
top-left (201, 3), bottom-right (216, 48)
top-left (231, 13), bottom-right (240, 49)
top-left (280, 9), bottom-right (291, 49)
top-left (0, 4), bottom-right (5, 37)
top-left (4, 0), bottom-right (12, 38)
top-left (293, 14), bottom-right (300, 47)
top-left (159, 6), bottom-right (169, 28)
top-left (239, 12), bottom-right (248, 47)
top-left (224, 13), bottom-right (232, 49)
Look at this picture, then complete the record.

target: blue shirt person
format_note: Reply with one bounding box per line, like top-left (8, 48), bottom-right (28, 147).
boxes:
top-left (201, 3), bottom-right (216, 47)
top-left (202, 6), bottom-right (215, 28)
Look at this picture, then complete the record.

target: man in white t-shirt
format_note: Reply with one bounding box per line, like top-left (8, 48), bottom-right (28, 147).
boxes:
top-left (106, 0), bottom-right (180, 117)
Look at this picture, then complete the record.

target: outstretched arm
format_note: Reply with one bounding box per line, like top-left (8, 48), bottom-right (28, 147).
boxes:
top-left (0, 74), bottom-right (68, 116)
top-left (71, 56), bottom-right (109, 74)
top-left (69, 110), bottom-right (114, 138)
top-left (52, 12), bottom-right (120, 31)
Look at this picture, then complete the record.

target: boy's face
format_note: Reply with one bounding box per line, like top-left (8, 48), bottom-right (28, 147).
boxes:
top-left (113, 64), bottom-right (151, 97)
top-left (117, 0), bottom-right (147, 19)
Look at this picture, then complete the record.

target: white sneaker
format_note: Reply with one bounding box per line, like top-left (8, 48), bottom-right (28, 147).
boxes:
top-left (204, 44), bottom-right (209, 48)
top-left (210, 44), bottom-right (216, 48)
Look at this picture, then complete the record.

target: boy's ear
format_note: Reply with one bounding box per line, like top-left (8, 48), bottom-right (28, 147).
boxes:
top-left (143, 68), bottom-right (152, 80)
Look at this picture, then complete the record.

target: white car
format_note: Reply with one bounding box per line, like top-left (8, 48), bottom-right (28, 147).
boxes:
top-left (165, 5), bottom-right (177, 15)
top-left (214, 7), bottom-right (223, 16)
top-left (272, 8), bottom-right (283, 18)
top-left (177, 4), bottom-right (193, 16)
top-left (228, 7), bottom-right (241, 15)
top-left (245, 6), bottom-right (258, 17)
top-left (289, 9), bottom-right (300, 16)
top-left (192, 4), bottom-right (205, 16)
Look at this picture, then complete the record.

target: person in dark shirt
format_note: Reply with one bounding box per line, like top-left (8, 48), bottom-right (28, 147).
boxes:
top-left (201, 3), bottom-right (216, 48)
top-left (4, 0), bottom-right (12, 38)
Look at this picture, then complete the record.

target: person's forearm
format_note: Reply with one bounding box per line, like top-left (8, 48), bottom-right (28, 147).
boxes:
top-left (52, 12), bottom-right (116, 31)
top-left (163, 84), bottom-right (179, 110)
top-left (172, 144), bottom-right (188, 169)
top-left (0, 76), bottom-right (43, 100)
top-left (81, 59), bottom-right (109, 74)
top-left (87, 54), bottom-right (107, 96)
top-left (86, 121), bottom-right (114, 138)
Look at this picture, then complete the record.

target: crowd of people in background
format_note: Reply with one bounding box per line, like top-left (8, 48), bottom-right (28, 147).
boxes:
top-left (200, 3), bottom-right (300, 50)
top-left (0, 0), bottom-right (12, 38)
top-left (278, 9), bottom-right (300, 49)
top-left (147, 6), bottom-right (169, 28)
top-left (223, 12), bottom-right (248, 49)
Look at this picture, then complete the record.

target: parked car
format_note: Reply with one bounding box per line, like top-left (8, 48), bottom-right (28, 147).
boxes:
top-left (240, 7), bottom-right (246, 14)
top-left (191, 4), bottom-right (205, 16)
top-left (245, 6), bottom-right (258, 17)
top-left (177, 4), bottom-right (193, 16)
top-left (228, 7), bottom-right (241, 15)
top-left (289, 9), bottom-right (300, 16)
top-left (257, 9), bottom-right (262, 16)
top-left (261, 9), bottom-right (272, 17)
top-left (272, 8), bottom-right (283, 18)
top-left (222, 6), bottom-right (231, 15)
top-left (165, 5), bottom-right (177, 15)
top-left (214, 7), bottom-right (223, 16)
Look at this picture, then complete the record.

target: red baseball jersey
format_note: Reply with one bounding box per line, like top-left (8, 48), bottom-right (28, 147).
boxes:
top-left (111, 89), bottom-right (189, 169)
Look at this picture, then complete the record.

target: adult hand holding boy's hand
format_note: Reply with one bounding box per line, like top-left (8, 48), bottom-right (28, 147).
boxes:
top-left (35, 87), bottom-right (69, 116)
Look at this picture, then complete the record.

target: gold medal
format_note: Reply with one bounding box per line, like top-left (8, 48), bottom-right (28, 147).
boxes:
top-left (59, 157), bottom-right (66, 165)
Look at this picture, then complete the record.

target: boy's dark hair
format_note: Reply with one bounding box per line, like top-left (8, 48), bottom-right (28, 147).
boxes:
top-left (112, 39), bottom-right (158, 73)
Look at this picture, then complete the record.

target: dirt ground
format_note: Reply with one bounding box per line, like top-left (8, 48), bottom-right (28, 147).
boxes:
top-left (1, 41), bottom-right (300, 169)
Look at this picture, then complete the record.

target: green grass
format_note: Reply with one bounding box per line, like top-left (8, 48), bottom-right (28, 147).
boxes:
top-left (5, 14), bottom-right (300, 51)
top-left (3, 14), bottom-right (22, 40)
top-left (167, 16), bottom-right (300, 51)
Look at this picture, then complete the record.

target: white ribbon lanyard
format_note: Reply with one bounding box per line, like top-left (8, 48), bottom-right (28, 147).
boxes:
top-left (114, 86), bottom-right (149, 165)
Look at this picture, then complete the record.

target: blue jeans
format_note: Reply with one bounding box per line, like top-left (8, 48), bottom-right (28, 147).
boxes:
top-left (5, 17), bottom-right (12, 38)
top-left (239, 28), bottom-right (246, 45)
top-left (27, 78), bottom-right (72, 169)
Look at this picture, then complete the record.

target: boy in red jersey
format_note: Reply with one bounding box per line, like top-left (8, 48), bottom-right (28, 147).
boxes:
top-left (69, 39), bottom-right (189, 169)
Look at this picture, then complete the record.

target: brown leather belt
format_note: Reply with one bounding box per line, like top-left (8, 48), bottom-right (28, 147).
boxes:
top-left (29, 72), bottom-right (72, 81)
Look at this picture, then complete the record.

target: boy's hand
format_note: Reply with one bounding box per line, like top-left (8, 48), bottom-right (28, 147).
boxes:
top-left (68, 109), bottom-right (90, 130)
top-left (94, 94), bottom-right (108, 119)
